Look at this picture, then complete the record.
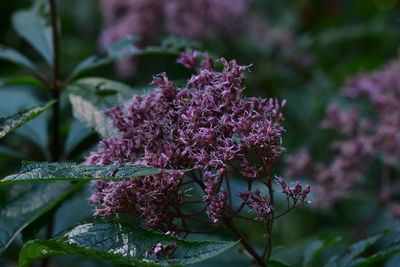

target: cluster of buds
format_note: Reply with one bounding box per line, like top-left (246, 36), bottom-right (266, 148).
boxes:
top-left (277, 178), bottom-right (311, 205)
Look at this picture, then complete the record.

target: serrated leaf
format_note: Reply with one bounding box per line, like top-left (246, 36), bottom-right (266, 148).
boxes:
top-left (69, 36), bottom-right (180, 79)
top-left (0, 101), bottom-right (55, 139)
top-left (12, 1), bottom-right (53, 65)
top-left (67, 77), bottom-right (134, 138)
top-left (0, 162), bottom-right (163, 184)
top-left (0, 181), bottom-right (82, 253)
top-left (19, 219), bottom-right (237, 267)
top-left (0, 44), bottom-right (36, 70)
top-left (0, 86), bottom-right (51, 152)
top-left (0, 76), bottom-right (45, 89)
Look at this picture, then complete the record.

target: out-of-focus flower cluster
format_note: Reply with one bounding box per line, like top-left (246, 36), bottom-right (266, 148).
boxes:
top-left (100, 0), bottom-right (249, 76)
top-left (285, 61), bottom-right (400, 208)
top-left (86, 51), bottom-right (310, 232)
top-left (99, 0), bottom-right (313, 77)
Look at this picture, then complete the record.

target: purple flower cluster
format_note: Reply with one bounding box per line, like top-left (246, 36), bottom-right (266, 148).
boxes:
top-left (99, 0), bottom-right (249, 76)
top-left (285, 61), bottom-right (400, 208)
top-left (239, 190), bottom-right (274, 218)
top-left (86, 51), bottom-right (304, 232)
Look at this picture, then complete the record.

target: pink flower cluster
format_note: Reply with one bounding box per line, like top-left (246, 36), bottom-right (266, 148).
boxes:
top-left (86, 52), bottom-right (309, 232)
top-left (285, 61), bottom-right (400, 208)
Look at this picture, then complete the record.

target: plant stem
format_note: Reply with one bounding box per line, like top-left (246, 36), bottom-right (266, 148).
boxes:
top-left (224, 218), bottom-right (266, 267)
top-left (262, 181), bottom-right (274, 260)
top-left (41, 1), bottom-right (60, 267)
top-left (49, 0), bottom-right (61, 162)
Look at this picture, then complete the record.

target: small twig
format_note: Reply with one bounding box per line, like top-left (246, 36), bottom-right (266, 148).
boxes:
top-left (176, 223), bottom-right (223, 234)
top-left (262, 179), bottom-right (274, 261)
top-left (224, 218), bottom-right (266, 267)
top-left (225, 173), bottom-right (233, 207)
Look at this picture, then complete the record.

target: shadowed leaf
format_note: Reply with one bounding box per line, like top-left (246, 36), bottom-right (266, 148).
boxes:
top-left (19, 219), bottom-right (238, 267)
top-left (0, 101), bottom-right (55, 139)
top-left (0, 181), bottom-right (82, 253)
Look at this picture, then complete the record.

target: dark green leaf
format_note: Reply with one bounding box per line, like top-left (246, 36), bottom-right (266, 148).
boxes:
top-left (19, 219), bottom-right (238, 267)
top-left (268, 259), bottom-right (291, 267)
top-left (0, 44), bottom-right (36, 70)
top-left (355, 224), bottom-right (400, 266)
top-left (355, 244), bottom-right (400, 267)
top-left (324, 235), bottom-right (381, 267)
top-left (0, 181), bottom-right (82, 253)
top-left (303, 233), bottom-right (342, 265)
top-left (0, 101), bottom-right (55, 139)
top-left (69, 36), bottom-right (180, 79)
top-left (161, 36), bottom-right (202, 51)
top-left (0, 76), bottom-right (45, 89)
top-left (0, 86), bottom-right (51, 152)
top-left (67, 77), bottom-right (134, 138)
top-left (0, 162), bottom-right (163, 184)
top-left (0, 145), bottom-right (23, 158)
top-left (12, 1), bottom-right (53, 65)
top-left (63, 120), bottom-right (93, 156)
top-left (69, 36), bottom-right (139, 79)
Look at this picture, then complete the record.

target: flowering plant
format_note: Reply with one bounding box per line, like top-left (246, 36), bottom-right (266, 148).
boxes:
top-left (85, 51), bottom-right (311, 265)
top-left (0, 0), bottom-right (399, 267)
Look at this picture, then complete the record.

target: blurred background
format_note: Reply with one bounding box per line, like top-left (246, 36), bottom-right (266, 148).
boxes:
top-left (0, 0), bottom-right (399, 266)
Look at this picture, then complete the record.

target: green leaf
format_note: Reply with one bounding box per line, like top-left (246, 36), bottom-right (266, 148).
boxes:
top-left (0, 76), bottom-right (45, 89)
top-left (161, 36), bottom-right (202, 51)
top-left (0, 44), bottom-right (36, 70)
top-left (63, 120), bottom-right (93, 156)
top-left (268, 259), bottom-right (291, 267)
top-left (12, 1), bottom-right (53, 65)
top-left (0, 86), bottom-right (51, 152)
top-left (69, 36), bottom-right (139, 79)
top-left (69, 36), bottom-right (180, 79)
top-left (73, 77), bottom-right (134, 100)
top-left (354, 225), bottom-right (400, 266)
top-left (355, 244), bottom-right (400, 267)
top-left (0, 162), bottom-right (163, 184)
top-left (67, 77), bottom-right (134, 138)
top-left (19, 219), bottom-right (238, 267)
top-left (324, 235), bottom-right (382, 267)
top-left (0, 101), bottom-right (55, 139)
top-left (303, 233), bottom-right (342, 266)
top-left (0, 181), bottom-right (82, 253)
top-left (0, 145), bottom-right (23, 158)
